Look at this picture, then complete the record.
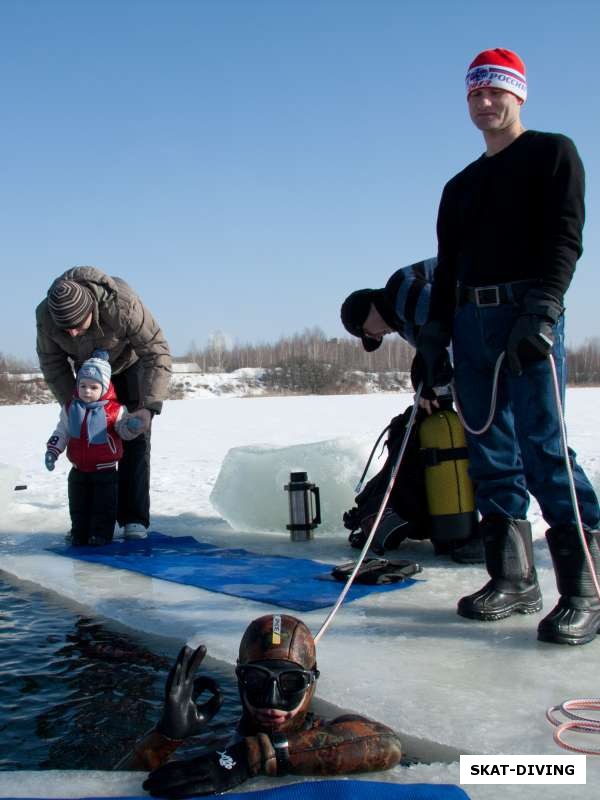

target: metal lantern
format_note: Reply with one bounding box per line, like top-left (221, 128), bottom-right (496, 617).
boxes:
top-left (284, 471), bottom-right (321, 541)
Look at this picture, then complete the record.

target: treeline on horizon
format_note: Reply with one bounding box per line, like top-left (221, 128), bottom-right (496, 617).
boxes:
top-left (2, 329), bottom-right (600, 403)
top-left (183, 327), bottom-right (414, 373)
top-left (180, 327), bottom-right (600, 387)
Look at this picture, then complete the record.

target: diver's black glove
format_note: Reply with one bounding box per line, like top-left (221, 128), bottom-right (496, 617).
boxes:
top-left (410, 321), bottom-right (453, 398)
top-left (506, 290), bottom-right (563, 376)
top-left (156, 645), bottom-right (223, 740)
top-left (143, 741), bottom-right (250, 798)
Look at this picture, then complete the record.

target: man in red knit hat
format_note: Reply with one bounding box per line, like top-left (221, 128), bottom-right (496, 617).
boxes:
top-left (410, 48), bottom-right (600, 645)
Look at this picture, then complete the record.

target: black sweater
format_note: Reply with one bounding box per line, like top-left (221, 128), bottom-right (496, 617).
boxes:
top-left (429, 130), bottom-right (585, 329)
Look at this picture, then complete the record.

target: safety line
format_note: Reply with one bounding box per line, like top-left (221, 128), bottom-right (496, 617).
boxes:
top-left (314, 384), bottom-right (423, 645)
top-left (451, 352), bottom-right (504, 435)
top-left (543, 354), bottom-right (600, 755)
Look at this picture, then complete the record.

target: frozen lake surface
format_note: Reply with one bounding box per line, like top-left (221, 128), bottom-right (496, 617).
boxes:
top-left (1, 389), bottom-right (600, 799)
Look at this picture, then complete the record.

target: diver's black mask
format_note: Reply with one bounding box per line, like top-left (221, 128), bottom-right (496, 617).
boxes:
top-left (236, 659), bottom-right (319, 711)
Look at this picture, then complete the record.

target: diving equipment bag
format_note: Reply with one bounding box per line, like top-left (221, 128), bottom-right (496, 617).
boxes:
top-left (343, 403), bottom-right (477, 552)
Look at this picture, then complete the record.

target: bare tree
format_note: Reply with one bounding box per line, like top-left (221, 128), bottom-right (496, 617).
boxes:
top-left (567, 338), bottom-right (600, 385)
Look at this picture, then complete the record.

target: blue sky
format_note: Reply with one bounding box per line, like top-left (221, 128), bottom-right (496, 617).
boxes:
top-left (2, 0), bottom-right (599, 360)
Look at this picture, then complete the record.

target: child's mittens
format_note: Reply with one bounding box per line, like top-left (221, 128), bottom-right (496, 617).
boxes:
top-left (116, 414), bottom-right (143, 441)
top-left (45, 451), bottom-right (57, 471)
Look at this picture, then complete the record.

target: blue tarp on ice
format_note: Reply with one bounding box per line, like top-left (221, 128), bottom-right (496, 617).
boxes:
top-left (4, 779), bottom-right (469, 800)
top-left (168, 781), bottom-right (469, 799)
top-left (48, 532), bottom-right (419, 611)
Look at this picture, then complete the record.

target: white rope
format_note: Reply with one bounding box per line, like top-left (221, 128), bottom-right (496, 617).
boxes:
top-left (546, 353), bottom-right (600, 756)
top-left (315, 352), bottom-right (600, 754)
top-left (547, 354), bottom-right (600, 599)
top-left (314, 385), bottom-right (423, 645)
top-left (451, 351), bottom-right (505, 436)
top-left (451, 351), bottom-right (599, 592)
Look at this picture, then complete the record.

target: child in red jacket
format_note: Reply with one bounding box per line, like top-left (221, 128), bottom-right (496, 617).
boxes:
top-left (45, 351), bottom-right (139, 546)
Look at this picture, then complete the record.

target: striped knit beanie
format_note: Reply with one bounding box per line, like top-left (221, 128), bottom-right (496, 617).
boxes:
top-left (47, 279), bottom-right (94, 328)
top-left (383, 259), bottom-right (434, 347)
top-left (465, 48), bottom-right (527, 103)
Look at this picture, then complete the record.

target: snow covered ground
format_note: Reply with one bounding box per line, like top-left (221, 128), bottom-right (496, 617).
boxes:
top-left (4, 365), bottom-right (411, 401)
top-left (169, 366), bottom-right (269, 398)
top-left (1, 389), bottom-right (600, 799)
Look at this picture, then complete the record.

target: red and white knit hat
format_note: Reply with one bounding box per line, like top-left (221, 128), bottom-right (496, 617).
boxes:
top-left (465, 48), bottom-right (527, 102)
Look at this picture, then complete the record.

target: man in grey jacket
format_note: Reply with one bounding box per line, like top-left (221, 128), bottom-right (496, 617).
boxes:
top-left (36, 267), bottom-right (172, 539)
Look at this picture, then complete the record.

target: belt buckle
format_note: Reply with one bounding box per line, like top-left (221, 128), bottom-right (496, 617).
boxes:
top-left (475, 286), bottom-right (500, 307)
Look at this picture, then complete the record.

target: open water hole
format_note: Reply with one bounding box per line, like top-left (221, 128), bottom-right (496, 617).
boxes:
top-left (0, 572), bottom-right (241, 770)
top-left (0, 571), bottom-right (433, 773)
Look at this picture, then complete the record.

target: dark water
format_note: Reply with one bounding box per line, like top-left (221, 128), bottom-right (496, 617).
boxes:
top-left (0, 574), bottom-right (241, 770)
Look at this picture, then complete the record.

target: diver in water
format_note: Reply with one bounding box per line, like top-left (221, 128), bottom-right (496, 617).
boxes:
top-left (120, 614), bottom-right (402, 796)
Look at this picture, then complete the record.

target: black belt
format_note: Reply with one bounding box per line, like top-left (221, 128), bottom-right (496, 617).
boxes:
top-left (457, 280), bottom-right (538, 307)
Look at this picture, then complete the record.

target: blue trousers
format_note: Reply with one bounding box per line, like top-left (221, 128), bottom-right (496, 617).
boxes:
top-left (452, 302), bottom-right (599, 529)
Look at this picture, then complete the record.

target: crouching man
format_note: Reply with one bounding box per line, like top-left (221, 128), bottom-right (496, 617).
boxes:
top-left (119, 614), bottom-right (402, 796)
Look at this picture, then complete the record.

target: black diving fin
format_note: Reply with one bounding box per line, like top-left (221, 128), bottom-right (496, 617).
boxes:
top-left (331, 557), bottom-right (422, 585)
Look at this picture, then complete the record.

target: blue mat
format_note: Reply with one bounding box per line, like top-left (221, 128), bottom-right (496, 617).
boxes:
top-left (7, 779), bottom-right (469, 800)
top-left (48, 532), bottom-right (420, 611)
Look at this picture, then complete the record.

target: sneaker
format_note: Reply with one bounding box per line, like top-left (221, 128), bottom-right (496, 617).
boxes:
top-left (123, 522), bottom-right (148, 540)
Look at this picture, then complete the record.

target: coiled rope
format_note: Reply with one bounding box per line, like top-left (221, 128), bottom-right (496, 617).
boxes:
top-left (451, 352), bottom-right (505, 436)
top-left (546, 700), bottom-right (600, 754)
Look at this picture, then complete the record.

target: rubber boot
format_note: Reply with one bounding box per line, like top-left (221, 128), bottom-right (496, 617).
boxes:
top-left (537, 525), bottom-right (600, 645)
top-left (457, 515), bottom-right (542, 621)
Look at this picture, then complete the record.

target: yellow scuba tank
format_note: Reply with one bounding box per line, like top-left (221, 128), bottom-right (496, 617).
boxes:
top-left (418, 408), bottom-right (476, 542)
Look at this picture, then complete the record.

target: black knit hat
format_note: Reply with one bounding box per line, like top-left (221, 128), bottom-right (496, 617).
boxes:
top-left (47, 279), bottom-right (94, 328)
top-left (340, 289), bottom-right (382, 352)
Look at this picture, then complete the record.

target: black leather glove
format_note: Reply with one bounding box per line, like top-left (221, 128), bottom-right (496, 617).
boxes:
top-left (506, 290), bottom-right (563, 376)
top-left (411, 321), bottom-right (453, 396)
top-left (156, 645), bottom-right (223, 740)
top-left (143, 741), bottom-right (250, 798)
